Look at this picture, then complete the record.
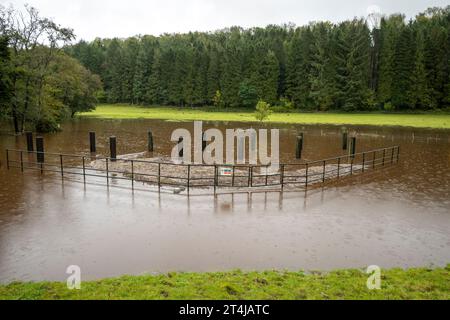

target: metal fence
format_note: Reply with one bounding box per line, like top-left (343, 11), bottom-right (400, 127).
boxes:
top-left (5, 146), bottom-right (400, 193)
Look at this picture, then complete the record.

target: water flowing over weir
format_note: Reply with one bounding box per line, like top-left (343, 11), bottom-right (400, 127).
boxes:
top-left (5, 146), bottom-right (399, 195)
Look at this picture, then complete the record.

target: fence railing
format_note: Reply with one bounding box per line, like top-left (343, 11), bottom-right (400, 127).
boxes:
top-left (5, 146), bottom-right (400, 194)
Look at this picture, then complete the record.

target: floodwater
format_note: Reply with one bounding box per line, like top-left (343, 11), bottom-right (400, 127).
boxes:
top-left (0, 119), bottom-right (449, 283)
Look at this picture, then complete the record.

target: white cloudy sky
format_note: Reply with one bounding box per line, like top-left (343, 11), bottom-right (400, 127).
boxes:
top-left (3, 0), bottom-right (449, 40)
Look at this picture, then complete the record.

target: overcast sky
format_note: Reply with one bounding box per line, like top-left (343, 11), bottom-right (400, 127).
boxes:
top-left (3, 0), bottom-right (449, 40)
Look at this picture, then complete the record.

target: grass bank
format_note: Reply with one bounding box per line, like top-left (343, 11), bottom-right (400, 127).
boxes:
top-left (78, 105), bottom-right (450, 129)
top-left (1, 267), bottom-right (449, 300)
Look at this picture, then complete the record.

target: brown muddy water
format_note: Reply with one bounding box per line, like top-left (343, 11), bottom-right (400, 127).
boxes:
top-left (0, 119), bottom-right (449, 283)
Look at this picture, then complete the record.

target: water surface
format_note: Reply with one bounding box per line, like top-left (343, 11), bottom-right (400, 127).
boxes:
top-left (0, 119), bottom-right (449, 282)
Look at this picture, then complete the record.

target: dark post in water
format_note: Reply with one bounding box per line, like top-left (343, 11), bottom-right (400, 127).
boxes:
top-left (350, 137), bottom-right (356, 159)
top-left (178, 137), bottom-right (184, 158)
top-left (89, 132), bottom-right (96, 153)
top-left (202, 132), bottom-right (207, 152)
top-left (26, 132), bottom-right (34, 152)
top-left (110, 136), bottom-right (117, 162)
top-left (296, 133), bottom-right (304, 159)
top-left (148, 131), bottom-right (154, 152)
top-left (36, 136), bottom-right (44, 163)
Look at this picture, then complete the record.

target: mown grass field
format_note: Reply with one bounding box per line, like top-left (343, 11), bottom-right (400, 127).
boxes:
top-left (78, 105), bottom-right (450, 129)
top-left (1, 267), bottom-right (449, 300)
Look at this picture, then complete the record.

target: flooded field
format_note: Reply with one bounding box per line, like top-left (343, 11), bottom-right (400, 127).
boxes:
top-left (0, 119), bottom-right (449, 283)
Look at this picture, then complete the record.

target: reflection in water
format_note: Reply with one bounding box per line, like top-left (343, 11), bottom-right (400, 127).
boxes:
top-left (0, 119), bottom-right (449, 282)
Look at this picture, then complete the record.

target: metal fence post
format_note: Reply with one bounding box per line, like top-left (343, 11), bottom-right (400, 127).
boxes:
top-left (373, 151), bottom-right (376, 169)
top-left (106, 158), bottom-right (109, 186)
top-left (60, 154), bottom-right (64, 178)
top-left (322, 160), bottom-right (326, 183)
top-left (187, 165), bottom-right (191, 194)
top-left (214, 165), bottom-right (217, 194)
top-left (362, 153), bottom-right (366, 173)
top-left (397, 146), bottom-right (400, 163)
top-left (337, 157), bottom-right (340, 179)
top-left (281, 164), bottom-right (285, 190)
top-left (20, 151), bottom-right (24, 172)
top-left (6, 149), bottom-right (9, 170)
top-left (82, 156), bottom-right (86, 183)
top-left (232, 166), bottom-right (235, 187)
top-left (305, 163), bottom-right (309, 189)
top-left (131, 160), bottom-right (134, 189)
top-left (391, 147), bottom-right (395, 164)
top-left (158, 163), bottom-right (161, 190)
top-left (382, 149), bottom-right (386, 166)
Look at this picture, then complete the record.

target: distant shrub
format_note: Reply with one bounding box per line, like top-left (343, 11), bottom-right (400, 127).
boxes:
top-left (384, 102), bottom-right (395, 112)
top-left (255, 100), bottom-right (272, 122)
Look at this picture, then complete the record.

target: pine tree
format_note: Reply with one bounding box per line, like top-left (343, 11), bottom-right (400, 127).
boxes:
top-left (253, 50), bottom-right (279, 104)
top-left (409, 29), bottom-right (432, 109)
top-left (285, 27), bottom-right (313, 109)
top-left (377, 15), bottom-right (405, 105)
top-left (335, 20), bottom-right (373, 111)
top-left (147, 49), bottom-right (162, 105)
top-left (309, 22), bottom-right (337, 111)
top-left (392, 25), bottom-right (416, 109)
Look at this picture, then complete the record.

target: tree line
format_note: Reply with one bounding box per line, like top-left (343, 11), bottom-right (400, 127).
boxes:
top-left (0, 5), bottom-right (102, 133)
top-left (67, 6), bottom-right (450, 112)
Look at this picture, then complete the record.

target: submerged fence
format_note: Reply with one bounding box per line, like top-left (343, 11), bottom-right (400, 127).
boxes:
top-left (5, 146), bottom-right (400, 194)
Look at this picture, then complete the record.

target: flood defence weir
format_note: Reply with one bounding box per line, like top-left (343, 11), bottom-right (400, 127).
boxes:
top-left (5, 146), bottom-right (400, 195)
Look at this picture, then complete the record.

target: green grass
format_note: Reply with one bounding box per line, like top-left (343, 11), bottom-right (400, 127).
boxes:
top-left (1, 266), bottom-right (449, 300)
top-left (78, 104), bottom-right (450, 129)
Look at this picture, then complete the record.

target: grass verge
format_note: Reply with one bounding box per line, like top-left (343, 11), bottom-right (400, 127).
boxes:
top-left (1, 266), bottom-right (449, 300)
top-left (78, 105), bottom-right (450, 129)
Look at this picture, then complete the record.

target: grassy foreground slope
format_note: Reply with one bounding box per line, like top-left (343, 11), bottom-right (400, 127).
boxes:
top-left (1, 267), bottom-right (449, 300)
top-left (78, 105), bottom-right (450, 129)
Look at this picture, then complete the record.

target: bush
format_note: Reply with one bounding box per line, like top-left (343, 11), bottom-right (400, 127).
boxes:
top-left (255, 100), bottom-right (272, 122)
top-left (384, 102), bottom-right (395, 112)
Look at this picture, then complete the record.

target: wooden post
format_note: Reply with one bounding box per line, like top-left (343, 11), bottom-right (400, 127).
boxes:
top-left (296, 134), bottom-right (304, 159)
top-left (26, 132), bottom-right (33, 152)
top-left (342, 132), bottom-right (348, 150)
top-left (148, 131), bottom-right (154, 152)
top-left (89, 132), bottom-right (96, 153)
top-left (110, 136), bottom-right (117, 162)
top-left (36, 136), bottom-right (44, 164)
top-left (178, 137), bottom-right (184, 158)
top-left (350, 137), bottom-right (356, 159)
top-left (202, 132), bottom-right (207, 152)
